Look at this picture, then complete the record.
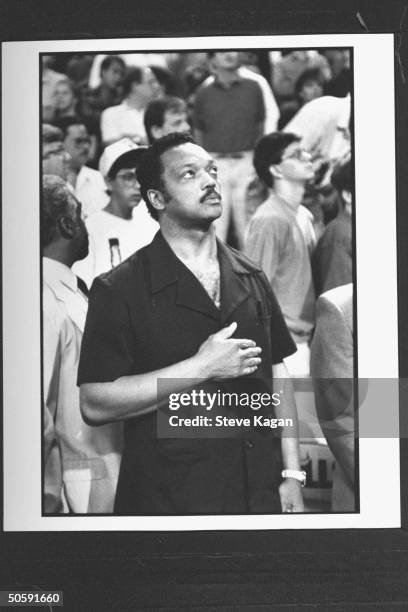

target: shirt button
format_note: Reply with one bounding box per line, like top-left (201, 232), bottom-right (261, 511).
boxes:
top-left (245, 440), bottom-right (254, 449)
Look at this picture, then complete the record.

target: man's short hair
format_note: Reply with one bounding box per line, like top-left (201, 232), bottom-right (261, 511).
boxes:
top-left (123, 67), bottom-right (144, 97)
top-left (295, 68), bottom-right (324, 96)
top-left (136, 132), bottom-right (195, 221)
top-left (42, 123), bottom-right (63, 146)
top-left (253, 132), bottom-right (301, 187)
top-left (331, 160), bottom-right (352, 200)
top-left (53, 116), bottom-right (87, 139)
top-left (100, 55), bottom-right (125, 76)
top-left (144, 96), bottom-right (187, 143)
top-left (207, 50), bottom-right (227, 60)
top-left (41, 175), bottom-right (76, 248)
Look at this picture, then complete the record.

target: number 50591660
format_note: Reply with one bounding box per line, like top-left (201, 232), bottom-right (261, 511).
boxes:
top-left (0, 591), bottom-right (63, 606)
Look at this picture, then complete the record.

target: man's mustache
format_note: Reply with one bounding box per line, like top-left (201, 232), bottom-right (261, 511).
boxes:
top-left (200, 188), bottom-right (221, 203)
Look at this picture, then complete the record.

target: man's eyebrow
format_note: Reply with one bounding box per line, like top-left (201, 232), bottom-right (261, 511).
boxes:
top-left (175, 158), bottom-right (216, 171)
top-left (176, 161), bottom-right (199, 171)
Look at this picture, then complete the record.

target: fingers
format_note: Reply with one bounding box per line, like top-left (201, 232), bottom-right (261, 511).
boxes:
top-left (242, 357), bottom-right (261, 372)
top-left (216, 321), bottom-right (237, 339)
top-left (242, 364), bottom-right (259, 376)
top-left (240, 346), bottom-right (262, 376)
top-left (237, 339), bottom-right (257, 349)
top-left (240, 346), bottom-right (262, 358)
top-left (244, 357), bottom-right (262, 368)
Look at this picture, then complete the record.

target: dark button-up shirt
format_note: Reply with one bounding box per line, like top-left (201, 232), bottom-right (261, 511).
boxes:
top-left (78, 231), bottom-right (295, 515)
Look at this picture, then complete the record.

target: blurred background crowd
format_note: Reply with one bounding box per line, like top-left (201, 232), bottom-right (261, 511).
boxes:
top-left (42, 48), bottom-right (351, 238)
top-left (42, 48), bottom-right (354, 513)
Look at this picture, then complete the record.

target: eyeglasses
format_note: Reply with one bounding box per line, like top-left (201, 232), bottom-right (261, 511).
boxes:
top-left (281, 148), bottom-right (311, 162)
top-left (42, 146), bottom-right (65, 161)
top-left (116, 171), bottom-right (139, 186)
top-left (73, 137), bottom-right (91, 147)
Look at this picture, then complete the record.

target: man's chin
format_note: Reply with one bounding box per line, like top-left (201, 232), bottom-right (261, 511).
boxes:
top-left (203, 205), bottom-right (222, 221)
top-left (191, 213), bottom-right (221, 232)
top-left (129, 197), bottom-right (142, 207)
top-left (205, 209), bottom-right (223, 227)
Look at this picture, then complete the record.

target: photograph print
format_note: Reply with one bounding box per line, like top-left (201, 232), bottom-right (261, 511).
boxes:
top-left (40, 44), bottom-right (355, 518)
top-left (2, 32), bottom-right (400, 531)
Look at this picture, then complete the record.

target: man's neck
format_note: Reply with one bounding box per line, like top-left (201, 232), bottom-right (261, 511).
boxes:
top-left (214, 68), bottom-right (239, 87)
top-left (67, 166), bottom-right (81, 189)
top-left (126, 94), bottom-right (144, 111)
top-left (43, 246), bottom-right (73, 268)
top-left (161, 222), bottom-right (218, 263)
top-left (272, 180), bottom-right (305, 212)
top-left (104, 198), bottom-right (133, 220)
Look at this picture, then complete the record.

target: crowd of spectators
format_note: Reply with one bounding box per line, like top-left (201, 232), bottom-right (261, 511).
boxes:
top-left (42, 48), bottom-right (351, 254)
top-left (41, 48), bottom-right (354, 514)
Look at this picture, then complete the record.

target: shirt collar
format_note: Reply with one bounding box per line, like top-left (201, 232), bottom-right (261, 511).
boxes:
top-left (147, 230), bottom-right (260, 294)
top-left (123, 99), bottom-right (142, 111)
top-left (267, 191), bottom-right (300, 218)
top-left (213, 72), bottom-right (242, 88)
top-left (76, 165), bottom-right (90, 188)
top-left (43, 257), bottom-right (78, 293)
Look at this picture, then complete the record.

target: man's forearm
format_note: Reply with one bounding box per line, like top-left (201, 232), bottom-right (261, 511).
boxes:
top-left (81, 353), bottom-right (208, 426)
top-left (273, 362), bottom-right (304, 512)
top-left (273, 362), bottom-right (301, 470)
top-left (80, 322), bottom-right (261, 427)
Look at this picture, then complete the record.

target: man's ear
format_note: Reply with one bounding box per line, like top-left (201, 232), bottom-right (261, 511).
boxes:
top-left (147, 189), bottom-right (166, 215)
top-left (151, 125), bottom-right (163, 141)
top-left (342, 189), bottom-right (352, 206)
top-left (105, 176), bottom-right (114, 192)
top-left (269, 163), bottom-right (282, 181)
top-left (59, 214), bottom-right (76, 240)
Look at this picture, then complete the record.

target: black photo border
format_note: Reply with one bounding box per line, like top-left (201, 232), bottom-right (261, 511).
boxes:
top-left (2, 0), bottom-right (408, 607)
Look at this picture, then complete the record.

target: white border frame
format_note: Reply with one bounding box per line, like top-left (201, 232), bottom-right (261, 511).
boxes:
top-left (2, 33), bottom-right (400, 531)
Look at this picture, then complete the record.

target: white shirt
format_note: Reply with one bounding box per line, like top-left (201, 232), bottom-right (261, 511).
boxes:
top-left (73, 202), bottom-right (159, 288)
top-left (239, 66), bottom-right (280, 133)
top-left (284, 95), bottom-right (351, 162)
top-left (100, 100), bottom-right (148, 145)
top-left (43, 257), bottom-right (123, 513)
top-left (74, 165), bottom-right (109, 217)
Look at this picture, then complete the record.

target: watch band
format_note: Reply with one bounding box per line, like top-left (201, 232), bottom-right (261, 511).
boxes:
top-left (281, 469), bottom-right (307, 487)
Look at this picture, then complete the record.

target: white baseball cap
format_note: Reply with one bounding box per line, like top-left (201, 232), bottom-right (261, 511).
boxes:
top-left (99, 138), bottom-right (147, 179)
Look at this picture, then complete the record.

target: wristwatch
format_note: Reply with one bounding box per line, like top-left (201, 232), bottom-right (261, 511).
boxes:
top-left (281, 469), bottom-right (307, 487)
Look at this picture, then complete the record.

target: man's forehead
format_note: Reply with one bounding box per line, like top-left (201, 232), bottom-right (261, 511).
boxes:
top-left (165, 109), bottom-right (186, 120)
top-left (282, 140), bottom-right (302, 155)
top-left (44, 141), bottom-right (63, 152)
top-left (67, 123), bottom-right (87, 136)
top-left (114, 165), bottom-right (137, 174)
top-left (162, 143), bottom-right (212, 168)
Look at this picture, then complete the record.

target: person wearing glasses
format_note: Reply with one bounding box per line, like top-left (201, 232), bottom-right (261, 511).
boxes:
top-left (42, 124), bottom-right (71, 181)
top-left (54, 116), bottom-right (108, 217)
top-left (245, 132), bottom-right (317, 377)
top-left (73, 138), bottom-right (159, 288)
